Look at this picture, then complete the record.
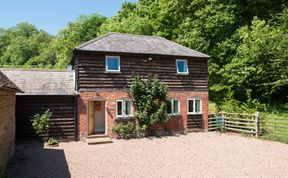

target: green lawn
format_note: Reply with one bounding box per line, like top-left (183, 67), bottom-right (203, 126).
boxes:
top-left (263, 103), bottom-right (288, 118)
top-left (208, 101), bottom-right (217, 113)
top-left (261, 104), bottom-right (288, 143)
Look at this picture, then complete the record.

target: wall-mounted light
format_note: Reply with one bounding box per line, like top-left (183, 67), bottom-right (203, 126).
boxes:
top-left (148, 57), bottom-right (152, 61)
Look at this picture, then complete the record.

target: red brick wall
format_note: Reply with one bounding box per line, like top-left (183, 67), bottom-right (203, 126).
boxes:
top-left (77, 91), bottom-right (208, 140)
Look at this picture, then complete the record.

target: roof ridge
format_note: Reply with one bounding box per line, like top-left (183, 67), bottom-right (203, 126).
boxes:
top-left (75, 33), bottom-right (114, 49)
top-left (109, 32), bottom-right (162, 39)
top-left (0, 68), bottom-right (74, 72)
top-left (157, 36), bottom-right (210, 58)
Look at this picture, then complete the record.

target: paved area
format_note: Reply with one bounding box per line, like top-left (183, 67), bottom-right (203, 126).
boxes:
top-left (6, 132), bottom-right (288, 178)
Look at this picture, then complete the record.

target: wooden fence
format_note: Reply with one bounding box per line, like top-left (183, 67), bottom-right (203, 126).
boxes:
top-left (208, 112), bottom-right (259, 136)
top-left (208, 112), bottom-right (288, 142)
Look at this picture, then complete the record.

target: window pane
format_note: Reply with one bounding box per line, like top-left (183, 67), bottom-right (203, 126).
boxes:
top-left (188, 100), bottom-right (194, 113)
top-left (167, 100), bottom-right (172, 114)
top-left (117, 101), bottom-right (122, 116)
top-left (107, 57), bottom-right (119, 71)
top-left (173, 100), bottom-right (179, 114)
top-left (177, 61), bottom-right (187, 73)
top-left (195, 99), bottom-right (201, 113)
top-left (125, 101), bottom-right (132, 115)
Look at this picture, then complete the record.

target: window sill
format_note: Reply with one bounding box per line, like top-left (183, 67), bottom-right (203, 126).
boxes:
top-left (105, 71), bottom-right (121, 74)
top-left (115, 116), bottom-right (134, 120)
top-left (168, 113), bottom-right (181, 116)
top-left (176, 73), bottom-right (189, 75)
top-left (168, 114), bottom-right (182, 119)
top-left (187, 113), bottom-right (202, 115)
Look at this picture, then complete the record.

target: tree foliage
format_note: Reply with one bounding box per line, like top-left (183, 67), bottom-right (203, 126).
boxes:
top-left (52, 14), bottom-right (106, 68)
top-left (0, 23), bottom-right (55, 68)
top-left (0, 14), bottom-right (106, 69)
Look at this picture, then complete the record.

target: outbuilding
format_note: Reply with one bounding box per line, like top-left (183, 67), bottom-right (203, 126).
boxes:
top-left (0, 70), bottom-right (22, 175)
top-left (1, 69), bottom-right (78, 141)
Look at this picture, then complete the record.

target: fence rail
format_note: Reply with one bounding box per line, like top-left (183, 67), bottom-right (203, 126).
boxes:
top-left (208, 112), bottom-right (259, 136)
top-left (208, 112), bottom-right (288, 142)
top-left (260, 116), bottom-right (288, 142)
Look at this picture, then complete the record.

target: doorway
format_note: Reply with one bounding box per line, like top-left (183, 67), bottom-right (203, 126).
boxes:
top-left (88, 100), bottom-right (106, 135)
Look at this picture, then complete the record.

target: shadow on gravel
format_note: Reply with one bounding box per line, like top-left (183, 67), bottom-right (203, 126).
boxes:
top-left (5, 142), bottom-right (70, 178)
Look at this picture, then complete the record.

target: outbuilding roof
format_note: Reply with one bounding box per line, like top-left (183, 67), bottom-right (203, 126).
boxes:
top-left (1, 69), bottom-right (76, 95)
top-left (75, 33), bottom-right (209, 58)
top-left (0, 70), bottom-right (22, 92)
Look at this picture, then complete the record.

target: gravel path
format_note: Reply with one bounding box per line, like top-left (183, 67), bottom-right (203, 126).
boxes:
top-left (6, 132), bottom-right (288, 178)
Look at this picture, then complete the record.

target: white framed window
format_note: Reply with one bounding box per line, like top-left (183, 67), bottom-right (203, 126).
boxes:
top-left (116, 99), bottom-right (133, 117)
top-left (187, 97), bottom-right (202, 114)
top-left (167, 99), bottom-right (180, 115)
top-left (106, 56), bottom-right (120, 72)
top-left (176, 59), bottom-right (188, 74)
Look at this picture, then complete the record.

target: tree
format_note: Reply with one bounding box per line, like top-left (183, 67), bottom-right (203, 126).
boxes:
top-left (99, 1), bottom-right (157, 35)
top-left (219, 15), bottom-right (288, 103)
top-left (0, 23), bottom-right (55, 68)
top-left (52, 14), bottom-right (107, 68)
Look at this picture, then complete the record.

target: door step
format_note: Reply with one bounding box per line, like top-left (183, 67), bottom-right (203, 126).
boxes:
top-left (187, 128), bottom-right (203, 133)
top-left (87, 134), bottom-right (108, 139)
top-left (86, 135), bottom-right (113, 145)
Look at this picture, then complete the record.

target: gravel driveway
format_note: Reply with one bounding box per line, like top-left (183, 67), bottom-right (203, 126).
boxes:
top-left (6, 132), bottom-right (288, 178)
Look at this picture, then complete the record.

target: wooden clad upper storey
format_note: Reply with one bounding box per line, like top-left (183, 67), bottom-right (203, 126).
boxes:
top-left (73, 33), bottom-right (209, 92)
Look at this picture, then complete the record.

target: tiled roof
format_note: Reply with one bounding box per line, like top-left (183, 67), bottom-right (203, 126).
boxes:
top-left (0, 70), bottom-right (22, 92)
top-left (75, 33), bottom-right (209, 58)
top-left (1, 69), bottom-right (76, 95)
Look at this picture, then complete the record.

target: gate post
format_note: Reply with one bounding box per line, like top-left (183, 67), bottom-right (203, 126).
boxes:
top-left (255, 111), bottom-right (260, 137)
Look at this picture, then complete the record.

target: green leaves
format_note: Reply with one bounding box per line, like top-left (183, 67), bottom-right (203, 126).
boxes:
top-left (220, 16), bottom-right (288, 102)
top-left (0, 23), bottom-right (55, 68)
top-left (32, 109), bottom-right (53, 136)
top-left (53, 14), bottom-right (106, 68)
top-left (0, 14), bottom-right (106, 69)
top-left (129, 75), bottom-right (169, 128)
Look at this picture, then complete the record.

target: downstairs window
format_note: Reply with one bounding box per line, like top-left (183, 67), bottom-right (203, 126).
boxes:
top-left (187, 97), bottom-right (202, 114)
top-left (167, 99), bottom-right (180, 115)
top-left (116, 99), bottom-right (133, 117)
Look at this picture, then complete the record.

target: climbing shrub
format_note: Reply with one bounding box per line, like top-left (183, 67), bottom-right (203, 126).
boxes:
top-left (129, 75), bottom-right (169, 130)
top-left (32, 109), bottom-right (53, 136)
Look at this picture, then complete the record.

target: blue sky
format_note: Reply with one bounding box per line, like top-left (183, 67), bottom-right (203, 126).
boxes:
top-left (0, 0), bottom-right (138, 35)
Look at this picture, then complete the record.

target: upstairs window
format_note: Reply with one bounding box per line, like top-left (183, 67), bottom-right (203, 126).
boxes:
top-left (116, 99), bottom-right (133, 117)
top-left (187, 97), bottom-right (202, 114)
top-left (167, 99), bottom-right (180, 115)
top-left (176, 59), bottom-right (188, 74)
top-left (106, 56), bottom-right (120, 72)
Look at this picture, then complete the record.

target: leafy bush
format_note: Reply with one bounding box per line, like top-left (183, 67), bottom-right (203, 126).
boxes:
top-left (112, 122), bottom-right (148, 139)
top-left (32, 109), bottom-right (53, 136)
top-left (112, 122), bottom-right (136, 139)
top-left (135, 125), bottom-right (147, 137)
top-left (129, 75), bottom-right (169, 130)
top-left (219, 89), bottom-right (266, 113)
top-left (48, 137), bottom-right (59, 146)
